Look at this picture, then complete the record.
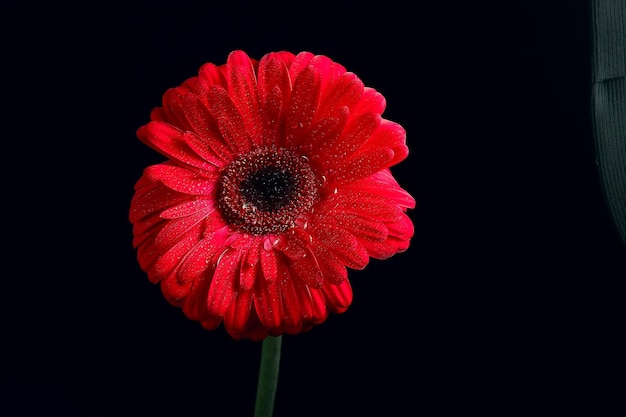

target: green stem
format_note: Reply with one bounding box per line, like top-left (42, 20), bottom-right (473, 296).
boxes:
top-left (254, 335), bottom-right (282, 417)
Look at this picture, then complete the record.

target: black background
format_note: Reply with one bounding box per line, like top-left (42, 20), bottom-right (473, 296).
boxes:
top-left (3, 1), bottom-right (625, 416)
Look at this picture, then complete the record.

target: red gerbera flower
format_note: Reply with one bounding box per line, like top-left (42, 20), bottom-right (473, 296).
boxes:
top-left (129, 50), bottom-right (415, 340)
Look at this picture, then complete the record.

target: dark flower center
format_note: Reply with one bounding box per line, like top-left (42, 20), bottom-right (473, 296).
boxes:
top-left (218, 147), bottom-right (319, 235)
top-left (240, 167), bottom-right (296, 212)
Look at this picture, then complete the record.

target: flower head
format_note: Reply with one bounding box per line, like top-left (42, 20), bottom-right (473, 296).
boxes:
top-left (130, 50), bottom-right (415, 340)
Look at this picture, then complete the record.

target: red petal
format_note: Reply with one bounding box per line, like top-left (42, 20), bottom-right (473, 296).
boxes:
top-left (288, 51), bottom-right (315, 82)
top-left (257, 52), bottom-right (292, 111)
top-left (160, 270), bottom-right (192, 305)
top-left (179, 75), bottom-right (202, 96)
top-left (260, 86), bottom-right (283, 147)
top-left (207, 248), bottom-right (240, 316)
top-left (288, 246), bottom-right (324, 288)
top-left (285, 66), bottom-right (321, 148)
top-left (340, 112), bottom-right (381, 154)
top-left (129, 180), bottom-right (189, 223)
top-left (386, 211), bottom-right (415, 240)
top-left (144, 164), bottom-right (216, 195)
top-left (223, 289), bottom-right (254, 338)
top-left (273, 51), bottom-right (296, 68)
top-left (159, 199), bottom-right (215, 219)
top-left (354, 86), bottom-right (386, 115)
top-left (361, 238), bottom-right (400, 259)
top-left (200, 315), bottom-right (223, 332)
top-left (311, 222), bottom-right (369, 270)
top-left (260, 248), bottom-right (278, 283)
top-left (234, 310), bottom-right (269, 341)
top-left (181, 267), bottom-right (214, 322)
top-left (137, 121), bottom-right (217, 171)
top-left (153, 209), bottom-right (210, 253)
top-left (319, 210), bottom-right (389, 242)
top-left (294, 281), bottom-right (327, 324)
top-left (179, 96), bottom-right (231, 161)
top-left (324, 188), bottom-right (403, 222)
top-left (157, 87), bottom-right (194, 129)
top-left (297, 107), bottom-right (349, 156)
top-left (311, 112), bottom-right (381, 166)
top-left (278, 266), bottom-right (303, 334)
top-left (239, 242), bottom-right (258, 291)
top-left (276, 226), bottom-right (314, 260)
top-left (359, 120), bottom-right (409, 167)
top-left (360, 213), bottom-right (414, 259)
top-left (206, 85), bottom-right (253, 155)
top-left (132, 212), bottom-right (163, 249)
top-left (198, 62), bottom-right (228, 95)
top-left (253, 274), bottom-right (283, 329)
top-left (352, 169), bottom-right (416, 209)
top-left (185, 130), bottom-right (232, 166)
top-left (154, 225), bottom-right (202, 279)
top-left (317, 72), bottom-right (364, 120)
top-left (315, 252), bottom-right (348, 285)
top-left (226, 50), bottom-right (263, 146)
top-left (179, 93), bottom-right (222, 145)
top-left (361, 230), bottom-right (412, 259)
top-left (307, 54), bottom-right (334, 95)
top-left (177, 226), bottom-right (230, 283)
top-left (323, 279), bottom-right (353, 314)
top-left (333, 147), bottom-right (395, 184)
top-left (245, 238), bottom-right (261, 266)
top-left (309, 54), bottom-right (347, 87)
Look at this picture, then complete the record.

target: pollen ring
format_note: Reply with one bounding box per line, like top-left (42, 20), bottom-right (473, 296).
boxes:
top-left (218, 147), bottom-right (319, 235)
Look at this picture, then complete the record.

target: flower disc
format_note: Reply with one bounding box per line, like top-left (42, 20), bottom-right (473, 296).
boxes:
top-left (218, 146), bottom-right (319, 235)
